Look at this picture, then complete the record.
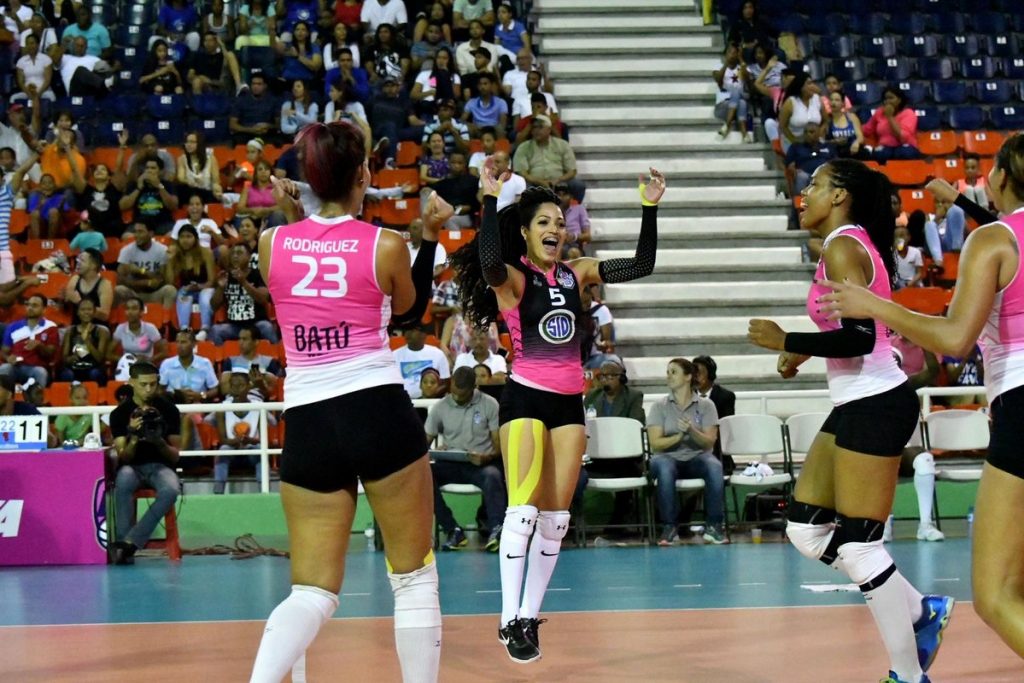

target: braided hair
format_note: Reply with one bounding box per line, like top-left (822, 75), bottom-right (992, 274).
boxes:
top-left (825, 158), bottom-right (898, 286)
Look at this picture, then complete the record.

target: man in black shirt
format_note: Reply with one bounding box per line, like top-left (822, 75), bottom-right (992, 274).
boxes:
top-left (433, 151), bottom-right (479, 228)
top-left (110, 361), bottom-right (182, 564)
top-left (187, 32), bottom-right (243, 95)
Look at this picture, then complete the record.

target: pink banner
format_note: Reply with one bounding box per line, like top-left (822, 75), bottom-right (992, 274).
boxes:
top-left (0, 449), bottom-right (108, 566)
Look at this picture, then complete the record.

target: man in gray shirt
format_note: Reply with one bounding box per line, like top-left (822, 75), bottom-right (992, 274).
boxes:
top-left (425, 366), bottom-right (505, 552)
top-left (115, 222), bottom-right (176, 307)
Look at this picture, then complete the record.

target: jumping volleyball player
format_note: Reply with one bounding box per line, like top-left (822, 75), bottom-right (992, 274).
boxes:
top-left (248, 120), bottom-right (454, 683)
top-left (450, 158), bottom-right (665, 663)
top-left (821, 134), bottom-right (1024, 660)
top-left (748, 159), bottom-right (953, 683)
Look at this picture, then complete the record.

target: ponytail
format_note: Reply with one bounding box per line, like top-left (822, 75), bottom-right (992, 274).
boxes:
top-left (296, 121), bottom-right (365, 204)
top-left (826, 159), bottom-right (897, 286)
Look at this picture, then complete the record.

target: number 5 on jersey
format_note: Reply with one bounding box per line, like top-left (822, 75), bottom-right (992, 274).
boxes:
top-left (291, 256), bottom-right (348, 298)
top-left (548, 287), bottom-right (565, 306)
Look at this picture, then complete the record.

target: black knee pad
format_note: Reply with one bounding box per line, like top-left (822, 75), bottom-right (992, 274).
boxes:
top-left (833, 514), bottom-right (886, 545)
top-left (789, 501), bottom-right (836, 525)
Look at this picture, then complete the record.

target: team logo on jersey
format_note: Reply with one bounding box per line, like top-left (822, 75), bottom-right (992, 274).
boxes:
top-left (539, 309), bottom-right (576, 344)
top-left (556, 269), bottom-right (575, 289)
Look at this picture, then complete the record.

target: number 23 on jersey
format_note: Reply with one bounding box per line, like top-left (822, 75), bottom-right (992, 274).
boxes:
top-left (290, 256), bottom-right (348, 298)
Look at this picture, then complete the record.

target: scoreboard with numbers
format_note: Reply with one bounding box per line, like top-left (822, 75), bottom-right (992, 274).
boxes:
top-left (0, 416), bottom-right (48, 451)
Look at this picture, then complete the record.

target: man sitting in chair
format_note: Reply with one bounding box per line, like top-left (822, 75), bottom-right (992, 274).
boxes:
top-left (425, 366), bottom-right (505, 553)
top-left (109, 361), bottom-right (182, 565)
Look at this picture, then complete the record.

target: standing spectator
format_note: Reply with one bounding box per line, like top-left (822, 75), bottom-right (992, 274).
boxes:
top-left (778, 72), bottom-right (821, 154)
top-left (0, 294), bottom-right (59, 387)
top-left (421, 98), bottom-right (469, 154)
top-left (63, 248), bottom-right (114, 323)
top-left (72, 156), bottom-right (127, 239)
top-left (894, 226), bottom-right (924, 290)
top-left (61, 5), bottom-right (112, 59)
top-left (713, 43), bottom-right (750, 142)
top-left (462, 72), bottom-right (507, 138)
top-left (826, 90), bottom-right (864, 158)
top-left (365, 22), bottom-right (409, 87)
top-left (115, 222), bottom-right (177, 307)
top-left (727, 0), bottom-right (772, 63)
top-left (210, 242), bottom-right (278, 344)
top-left (555, 182), bottom-right (590, 258)
top-left (494, 1), bottom-right (530, 55)
top-left (280, 79), bottom-right (319, 135)
top-left (167, 224), bottom-right (217, 338)
top-left (13, 33), bottom-right (55, 103)
top-left (453, 326), bottom-right (507, 383)
top-left (126, 133), bottom-right (177, 185)
top-left (120, 156), bottom-right (179, 234)
top-left (785, 121), bottom-right (836, 196)
top-left (187, 32), bottom-right (245, 95)
top-left (361, 0), bottom-right (408, 35)
top-left (393, 326), bottom-right (450, 398)
top-left (478, 149), bottom-right (524, 211)
top-left (692, 355), bottom-right (736, 464)
top-left (109, 361), bottom-right (181, 565)
top-left (433, 151), bottom-right (479, 228)
top-left (512, 115), bottom-right (580, 195)
top-left (923, 193), bottom-right (966, 265)
top-left (861, 87), bottom-right (920, 161)
top-left (219, 324), bottom-right (283, 399)
top-left (58, 298), bottom-right (110, 383)
top-left (420, 131), bottom-right (450, 186)
top-left (111, 296), bottom-right (168, 376)
top-left (455, 20), bottom-right (498, 75)
top-left (140, 39), bottom-right (184, 95)
top-left (176, 131), bottom-right (224, 205)
top-left (214, 371), bottom-right (264, 493)
top-left (229, 72), bottom-right (280, 146)
top-left (171, 194), bottom-right (223, 249)
top-left (277, 21), bottom-right (323, 85)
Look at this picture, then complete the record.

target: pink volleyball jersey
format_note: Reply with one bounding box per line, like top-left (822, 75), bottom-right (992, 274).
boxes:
top-left (978, 209), bottom-right (1024, 402)
top-left (269, 214), bottom-right (401, 408)
top-left (807, 225), bottom-right (907, 405)
top-left (502, 257), bottom-right (586, 395)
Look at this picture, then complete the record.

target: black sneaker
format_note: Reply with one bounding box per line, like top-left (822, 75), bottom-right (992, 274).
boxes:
top-left (112, 541), bottom-right (137, 565)
top-left (498, 618), bottom-right (541, 664)
top-left (521, 617), bottom-right (547, 649)
top-left (440, 527), bottom-right (468, 551)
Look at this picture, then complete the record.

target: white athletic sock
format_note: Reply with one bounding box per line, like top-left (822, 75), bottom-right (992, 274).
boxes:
top-left (913, 452), bottom-right (937, 527)
top-left (519, 510), bottom-right (571, 620)
top-left (499, 505), bottom-right (538, 625)
top-left (899, 573), bottom-right (925, 625)
top-left (249, 585), bottom-right (338, 683)
top-left (389, 560), bottom-right (442, 683)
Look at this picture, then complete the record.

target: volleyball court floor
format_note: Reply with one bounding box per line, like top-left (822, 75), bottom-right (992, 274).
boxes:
top-left (2, 526), bottom-right (1021, 682)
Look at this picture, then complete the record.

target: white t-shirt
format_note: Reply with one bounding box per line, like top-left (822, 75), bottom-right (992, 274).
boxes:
top-left (361, 0), bottom-right (408, 31)
top-left (478, 172), bottom-right (525, 211)
top-left (20, 27), bottom-right (58, 51)
top-left (323, 100), bottom-right (367, 123)
top-left (453, 351), bottom-right (507, 375)
top-left (895, 246), bottom-right (923, 288)
top-left (1, 6), bottom-right (31, 34)
top-left (409, 241), bottom-right (448, 271)
top-left (170, 218), bottom-right (222, 249)
top-left (512, 91), bottom-right (558, 119)
top-left (414, 70), bottom-right (461, 102)
top-left (59, 53), bottom-right (101, 94)
top-left (393, 343), bottom-right (450, 398)
top-left (588, 301), bottom-right (614, 356)
top-left (16, 53), bottom-right (53, 92)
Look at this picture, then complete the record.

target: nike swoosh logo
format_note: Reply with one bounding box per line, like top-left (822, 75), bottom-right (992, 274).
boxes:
top-left (506, 553), bottom-right (524, 559)
top-left (540, 550), bottom-right (559, 557)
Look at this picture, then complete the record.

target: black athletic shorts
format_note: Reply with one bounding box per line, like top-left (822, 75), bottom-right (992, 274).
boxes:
top-left (820, 381), bottom-right (920, 456)
top-left (498, 379), bottom-right (585, 429)
top-left (280, 384), bottom-right (428, 493)
top-left (988, 384), bottom-right (1024, 478)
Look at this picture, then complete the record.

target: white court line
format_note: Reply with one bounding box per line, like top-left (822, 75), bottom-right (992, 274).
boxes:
top-left (674, 584), bottom-right (702, 588)
top-left (475, 590), bottom-right (502, 594)
top-left (738, 582), bottom-right (767, 586)
top-left (548, 588), bottom-right (571, 592)
top-left (934, 578), bottom-right (961, 582)
top-left (342, 593), bottom-right (370, 597)
top-left (606, 586), bottom-right (637, 591)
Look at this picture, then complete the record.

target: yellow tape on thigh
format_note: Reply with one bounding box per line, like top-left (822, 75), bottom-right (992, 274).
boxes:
top-left (385, 549), bottom-right (435, 575)
top-left (507, 418), bottom-right (544, 507)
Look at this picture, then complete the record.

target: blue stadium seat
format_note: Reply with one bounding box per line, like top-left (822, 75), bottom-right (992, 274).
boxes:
top-left (904, 35), bottom-right (939, 59)
top-left (191, 117), bottom-right (230, 144)
top-left (146, 94), bottom-right (186, 120)
top-left (125, 2), bottom-right (157, 26)
top-left (770, 15), bottom-right (805, 34)
top-left (143, 119), bottom-right (186, 145)
top-left (931, 13), bottom-right (966, 34)
top-left (983, 35), bottom-right (1017, 58)
top-left (961, 56), bottom-right (997, 80)
top-left (862, 36), bottom-right (897, 59)
top-left (976, 81), bottom-right (1012, 105)
top-left (91, 3), bottom-right (117, 26)
top-left (973, 11), bottom-right (1008, 34)
top-left (802, 57), bottom-right (826, 82)
top-left (756, 0), bottom-right (789, 16)
top-left (895, 81), bottom-right (930, 106)
top-left (116, 24), bottom-right (151, 48)
top-left (832, 58), bottom-right (868, 82)
top-left (918, 57), bottom-right (954, 80)
top-left (947, 106), bottom-right (986, 131)
top-left (93, 119), bottom-right (138, 147)
top-left (932, 81), bottom-right (968, 104)
top-left (990, 106), bottom-right (1024, 130)
top-left (848, 13), bottom-right (886, 36)
top-left (889, 13), bottom-right (928, 35)
top-left (849, 81), bottom-right (882, 107)
top-left (913, 106), bottom-right (942, 131)
top-left (944, 34), bottom-right (979, 58)
top-left (239, 46), bottom-right (278, 79)
top-left (805, 13), bottom-right (845, 37)
top-left (114, 46), bottom-right (142, 67)
top-left (1012, 15), bottom-right (1024, 32)
top-left (56, 96), bottom-right (97, 121)
top-left (914, 0), bottom-right (957, 9)
top-left (109, 93), bottom-right (144, 119)
top-left (794, 0), bottom-right (839, 13)
top-left (817, 35), bottom-right (855, 60)
top-left (877, 58), bottom-right (914, 81)
top-left (191, 93), bottom-right (230, 118)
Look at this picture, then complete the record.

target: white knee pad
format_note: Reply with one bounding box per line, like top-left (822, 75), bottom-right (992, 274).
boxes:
top-left (786, 521), bottom-right (837, 563)
top-left (290, 584), bottom-right (339, 622)
top-left (388, 561), bottom-right (442, 630)
top-left (536, 510), bottom-right (571, 541)
top-left (913, 451), bottom-right (936, 475)
top-left (838, 540), bottom-right (895, 586)
top-left (504, 505), bottom-right (539, 538)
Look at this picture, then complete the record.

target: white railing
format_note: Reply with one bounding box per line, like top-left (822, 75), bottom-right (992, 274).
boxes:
top-left (38, 387), bottom-right (986, 493)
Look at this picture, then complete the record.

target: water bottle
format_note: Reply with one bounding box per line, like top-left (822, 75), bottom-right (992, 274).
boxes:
top-left (966, 506), bottom-right (974, 539)
top-left (364, 525), bottom-right (376, 552)
top-left (585, 405), bottom-right (597, 421)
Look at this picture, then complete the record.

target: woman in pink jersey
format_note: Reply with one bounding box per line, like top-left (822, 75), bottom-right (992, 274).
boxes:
top-left (248, 121), bottom-right (453, 683)
top-left (821, 135), bottom-right (1024, 660)
top-left (449, 159), bottom-right (665, 663)
top-left (748, 159), bottom-right (952, 683)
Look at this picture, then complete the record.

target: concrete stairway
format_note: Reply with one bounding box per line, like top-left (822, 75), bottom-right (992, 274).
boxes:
top-left (534, 0), bottom-right (827, 407)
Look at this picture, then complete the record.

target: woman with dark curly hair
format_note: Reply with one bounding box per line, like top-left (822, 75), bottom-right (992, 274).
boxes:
top-left (450, 158), bottom-right (664, 664)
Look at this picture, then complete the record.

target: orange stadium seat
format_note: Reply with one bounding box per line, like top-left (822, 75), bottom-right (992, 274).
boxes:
top-left (439, 228), bottom-right (476, 254)
top-left (395, 142), bottom-right (422, 167)
top-left (9, 209), bottom-right (28, 237)
top-left (24, 272), bottom-right (69, 300)
top-left (22, 239), bottom-right (72, 267)
top-left (899, 189), bottom-right (935, 216)
top-left (885, 160), bottom-right (932, 186)
top-left (375, 197), bottom-right (421, 227)
top-left (88, 147), bottom-right (123, 172)
top-left (893, 286), bottom-right (953, 315)
top-left (932, 158), bottom-right (963, 183)
top-left (917, 131), bottom-right (959, 157)
top-left (962, 131), bottom-right (1004, 157)
top-left (374, 167), bottom-right (420, 192)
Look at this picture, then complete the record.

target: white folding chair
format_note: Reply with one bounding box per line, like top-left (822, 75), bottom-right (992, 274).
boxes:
top-left (579, 417), bottom-right (653, 544)
top-left (720, 414), bottom-right (791, 531)
top-left (784, 412), bottom-right (830, 467)
top-left (923, 409), bottom-right (989, 523)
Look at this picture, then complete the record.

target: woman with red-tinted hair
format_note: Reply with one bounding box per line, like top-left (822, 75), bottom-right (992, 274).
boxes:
top-left (248, 120), bottom-right (453, 683)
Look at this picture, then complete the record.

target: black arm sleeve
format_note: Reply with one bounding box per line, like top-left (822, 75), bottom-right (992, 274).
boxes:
top-left (479, 195), bottom-right (508, 287)
top-left (598, 204), bottom-right (657, 284)
top-left (391, 239), bottom-right (438, 328)
top-left (783, 317), bottom-right (876, 358)
top-left (954, 193), bottom-right (998, 226)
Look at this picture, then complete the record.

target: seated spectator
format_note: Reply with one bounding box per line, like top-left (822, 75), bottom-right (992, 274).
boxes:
top-left (891, 188), bottom-right (909, 228)
top-left (473, 363), bottom-right (492, 386)
top-left (167, 224), bottom-right (217, 339)
top-left (325, 46), bottom-right (370, 105)
top-left (61, 5), bottom-right (111, 59)
top-left (580, 284), bottom-right (618, 369)
top-left (58, 298), bottom-right (110, 384)
top-left (368, 76), bottom-right (424, 162)
top-left (238, 160), bottom-right (284, 226)
top-left (713, 43), bottom-right (750, 141)
top-left (454, 19), bottom-right (498, 75)
top-left (361, 0), bottom-right (409, 36)
top-left (453, 0), bottom-right (494, 35)
top-left (434, 151), bottom-right (479, 228)
top-left (862, 87), bottom-right (920, 162)
top-left (278, 0), bottom-right (320, 40)
top-left (139, 39), bottom-right (184, 95)
top-left (72, 158), bottom-right (127, 239)
top-left (513, 92), bottom-right (563, 144)
top-left (923, 194), bottom-right (966, 266)
top-left (13, 33), bottom-right (55, 103)
top-left (555, 182), bottom-right (590, 258)
top-left (127, 133), bottom-right (177, 185)
top-left (220, 215), bottom-right (260, 263)
top-left (410, 22), bottom-right (452, 74)
top-left (467, 125), bottom-right (496, 176)
top-left (513, 115), bottom-right (582, 197)
top-left (0, 294), bottom-right (59, 387)
top-left (419, 366), bottom-right (447, 399)
top-left (115, 222), bottom-right (177, 308)
top-left (693, 354), bottom-right (736, 465)
top-left (894, 226), bottom-right (924, 290)
top-left (509, 66), bottom-right (557, 125)
top-left (365, 23), bottom-right (410, 88)
top-left (277, 21), bottom-right (323, 85)
top-left (157, 0), bottom-right (202, 57)
top-left (426, 366), bottom-right (505, 551)
top-left (826, 90), bottom-right (864, 158)
top-left (785, 121), bottom-right (835, 196)
top-left (20, 14), bottom-right (58, 54)
top-left (214, 371), bottom-right (263, 494)
top-left (325, 76), bottom-right (366, 125)
top-left (235, 0), bottom-right (276, 51)
top-left (820, 73), bottom-right (853, 116)
top-left (479, 149), bottom-right (524, 211)
top-left (54, 383), bottom-right (93, 445)
top-left (230, 72), bottom-right (281, 146)
top-left (203, 0), bottom-right (236, 45)
top-left (230, 138), bottom-right (265, 190)
top-left (778, 72), bottom-right (821, 154)
top-left (219, 323), bottom-right (283, 398)
top-left (176, 132), bottom-right (224, 205)
top-left (412, 47), bottom-right (461, 112)
top-left (55, 36), bottom-right (112, 98)
top-left (0, 104), bottom-right (38, 180)
top-left (120, 156), bottom-right (179, 235)
top-left (422, 98), bottom-right (470, 155)
top-left (26, 173), bottom-right (69, 238)
top-left (280, 79), bottom-right (319, 136)
top-left (943, 344), bottom-right (986, 407)
top-left (453, 326), bottom-right (507, 383)
top-left (187, 31), bottom-right (244, 95)
top-left (413, 2), bottom-right (451, 44)
top-left (462, 73), bottom-right (508, 138)
top-left (110, 361), bottom-right (181, 565)
top-left (210, 241), bottom-right (278, 344)
top-left (957, 153), bottom-right (990, 209)
top-left (69, 213), bottom-right (108, 255)
top-left (459, 46), bottom-right (498, 102)
top-left (745, 45), bottom-right (785, 123)
top-left (111, 296), bottom-right (168, 377)
top-left (43, 110), bottom-right (87, 151)
top-left (171, 193), bottom-right (223, 249)
top-left (393, 326), bottom-right (450, 398)
top-left (420, 131), bottom-right (450, 186)
top-left (159, 329), bottom-right (219, 451)
top-left (407, 216), bottom-right (448, 279)
top-left (494, 1), bottom-right (530, 55)
top-left (727, 0), bottom-right (772, 63)
top-left (63, 248), bottom-right (114, 323)
top-left (647, 359), bottom-right (726, 546)
top-left (324, 22), bottom-right (362, 77)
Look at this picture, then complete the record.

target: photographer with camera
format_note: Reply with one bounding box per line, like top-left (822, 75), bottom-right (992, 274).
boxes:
top-left (110, 361), bottom-right (182, 565)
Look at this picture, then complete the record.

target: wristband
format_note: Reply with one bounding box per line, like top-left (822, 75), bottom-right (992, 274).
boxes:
top-left (639, 183), bottom-right (658, 207)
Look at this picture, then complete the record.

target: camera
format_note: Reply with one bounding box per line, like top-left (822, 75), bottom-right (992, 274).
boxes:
top-left (131, 406), bottom-right (166, 441)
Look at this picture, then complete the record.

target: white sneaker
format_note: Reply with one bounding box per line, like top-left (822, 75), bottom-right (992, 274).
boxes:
top-left (743, 131), bottom-right (755, 143)
top-left (917, 524), bottom-right (945, 542)
top-left (718, 124), bottom-right (728, 138)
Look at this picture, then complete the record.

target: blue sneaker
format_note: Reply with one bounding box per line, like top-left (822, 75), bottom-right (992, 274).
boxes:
top-left (880, 672), bottom-right (930, 683)
top-left (914, 595), bottom-right (955, 672)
